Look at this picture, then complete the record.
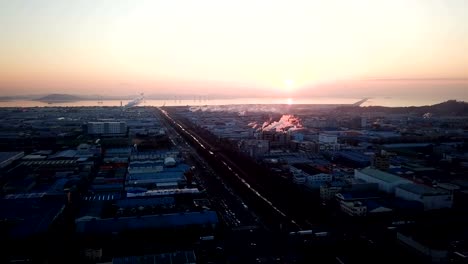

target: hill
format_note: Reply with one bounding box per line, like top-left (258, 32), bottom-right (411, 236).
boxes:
top-left (338, 100), bottom-right (468, 116)
top-left (35, 94), bottom-right (83, 103)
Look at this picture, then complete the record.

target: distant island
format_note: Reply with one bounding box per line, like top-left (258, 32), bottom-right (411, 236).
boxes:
top-left (35, 94), bottom-right (84, 103)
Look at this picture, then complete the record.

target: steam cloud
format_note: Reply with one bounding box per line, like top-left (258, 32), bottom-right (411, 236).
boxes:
top-left (189, 104), bottom-right (286, 115)
top-left (251, 115), bottom-right (303, 133)
top-left (188, 105), bottom-right (303, 133)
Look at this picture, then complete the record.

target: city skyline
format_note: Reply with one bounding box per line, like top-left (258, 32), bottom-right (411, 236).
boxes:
top-left (1, 0), bottom-right (468, 101)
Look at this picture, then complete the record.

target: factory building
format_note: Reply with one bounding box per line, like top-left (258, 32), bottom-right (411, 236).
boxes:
top-left (354, 167), bottom-right (412, 194)
top-left (395, 183), bottom-right (453, 210)
top-left (87, 121), bottom-right (127, 135)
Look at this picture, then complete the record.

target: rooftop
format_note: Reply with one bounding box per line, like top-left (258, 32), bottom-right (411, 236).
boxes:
top-left (382, 143), bottom-right (433, 149)
top-left (113, 251), bottom-right (196, 264)
top-left (0, 151), bottom-right (24, 168)
top-left (339, 151), bottom-right (371, 163)
top-left (116, 197), bottom-right (176, 208)
top-left (397, 183), bottom-right (449, 196)
top-left (0, 196), bottom-right (64, 239)
top-left (49, 149), bottom-right (77, 159)
top-left (0, 151), bottom-right (24, 162)
top-left (75, 211), bottom-right (218, 234)
top-left (337, 191), bottom-right (381, 201)
top-left (359, 167), bottom-right (409, 184)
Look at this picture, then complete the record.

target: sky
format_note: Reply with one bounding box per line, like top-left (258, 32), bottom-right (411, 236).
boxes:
top-left (0, 0), bottom-right (467, 100)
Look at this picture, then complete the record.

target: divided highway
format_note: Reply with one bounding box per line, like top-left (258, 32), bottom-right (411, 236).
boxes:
top-left (158, 107), bottom-right (305, 231)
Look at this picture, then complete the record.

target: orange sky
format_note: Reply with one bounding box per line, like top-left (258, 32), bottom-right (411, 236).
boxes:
top-left (1, 0), bottom-right (467, 100)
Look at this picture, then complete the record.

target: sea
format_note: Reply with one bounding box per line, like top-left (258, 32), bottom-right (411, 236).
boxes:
top-left (0, 96), bottom-right (464, 108)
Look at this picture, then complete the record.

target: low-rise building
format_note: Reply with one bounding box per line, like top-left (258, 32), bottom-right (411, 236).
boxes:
top-left (355, 167), bottom-right (412, 194)
top-left (87, 121), bottom-right (127, 135)
top-left (340, 201), bottom-right (367, 216)
top-left (238, 139), bottom-right (270, 158)
top-left (395, 183), bottom-right (453, 210)
top-left (320, 181), bottom-right (346, 201)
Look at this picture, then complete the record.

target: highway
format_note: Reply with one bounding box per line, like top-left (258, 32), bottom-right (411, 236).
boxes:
top-left (158, 107), bottom-right (304, 231)
top-left (155, 107), bottom-right (430, 263)
top-left (156, 107), bottom-right (259, 228)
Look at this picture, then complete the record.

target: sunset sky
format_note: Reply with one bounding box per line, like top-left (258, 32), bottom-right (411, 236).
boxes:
top-left (1, 0), bottom-right (467, 99)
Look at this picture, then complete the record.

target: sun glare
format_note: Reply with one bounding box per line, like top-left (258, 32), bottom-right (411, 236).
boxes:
top-left (284, 79), bottom-right (294, 92)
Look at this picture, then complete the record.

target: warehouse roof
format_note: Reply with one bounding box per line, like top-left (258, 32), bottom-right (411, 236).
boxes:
top-left (76, 211), bottom-right (218, 234)
top-left (359, 167), bottom-right (409, 184)
top-left (397, 183), bottom-right (449, 196)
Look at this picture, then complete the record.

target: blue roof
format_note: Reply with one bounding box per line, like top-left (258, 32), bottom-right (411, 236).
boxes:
top-left (397, 183), bottom-right (449, 196)
top-left (339, 191), bottom-right (381, 201)
top-left (91, 184), bottom-right (123, 191)
top-left (76, 211), bottom-right (218, 234)
top-left (339, 151), bottom-right (370, 163)
top-left (388, 167), bottom-right (411, 175)
top-left (116, 197), bottom-right (175, 208)
top-left (128, 163), bottom-right (189, 171)
top-left (164, 164), bottom-right (190, 172)
top-left (129, 161), bottom-right (163, 167)
top-left (106, 148), bottom-right (131, 153)
top-left (82, 192), bottom-right (121, 201)
top-left (389, 198), bottom-right (424, 211)
top-left (0, 151), bottom-right (23, 163)
top-left (127, 171), bottom-right (185, 181)
top-left (113, 251), bottom-right (196, 264)
top-left (0, 196), bottom-right (64, 239)
top-left (328, 181), bottom-right (348, 187)
top-left (360, 167), bottom-right (409, 184)
top-left (49, 149), bottom-right (77, 159)
top-left (383, 143), bottom-right (433, 149)
top-left (366, 200), bottom-right (385, 211)
top-left (131, 150), bottom-right (175, 155)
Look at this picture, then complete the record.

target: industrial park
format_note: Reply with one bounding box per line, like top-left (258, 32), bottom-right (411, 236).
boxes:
top-left (0, 99), bottom-right (467, 263)
top-left (2, 0), bottom-right (468, 263)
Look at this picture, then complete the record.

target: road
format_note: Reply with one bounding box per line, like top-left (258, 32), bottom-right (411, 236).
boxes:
top-left (156, 108), bottom-right (259, 228)
top-left (158, 107), bottom-right (304, 231)
top-left (155, 107), bottom-right (425, 263)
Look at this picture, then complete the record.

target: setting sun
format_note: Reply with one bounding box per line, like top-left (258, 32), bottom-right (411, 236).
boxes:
top-left (284, 79), bottom-right (295, 92)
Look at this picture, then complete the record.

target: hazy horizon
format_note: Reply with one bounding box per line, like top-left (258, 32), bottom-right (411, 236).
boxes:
top-left (1, 1), bottom-right (468, 101)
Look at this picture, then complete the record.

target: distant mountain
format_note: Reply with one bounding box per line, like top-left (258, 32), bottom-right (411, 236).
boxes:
top-left (427, 100), bottom-right (468, 115)
top-left (339, 100), bottom-right (468, 116)
top-left (0, 95), bottom-right (38, 101)
top-left (35, 94), bottom-right (83, 103)
top-left (0, 96), bottom-right (17, 101)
